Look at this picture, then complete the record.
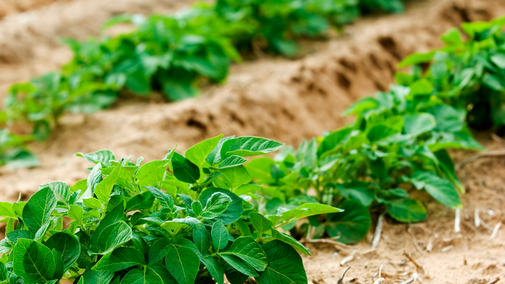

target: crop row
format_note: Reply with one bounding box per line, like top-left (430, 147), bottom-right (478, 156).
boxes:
top-left (0, 0), bottom-right (405, 168)
top-left (0, 17), bottom-right (504, 284)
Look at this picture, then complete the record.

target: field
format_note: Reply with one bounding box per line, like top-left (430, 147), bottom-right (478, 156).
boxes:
top-left (0, 0), bottom-right (504, 283)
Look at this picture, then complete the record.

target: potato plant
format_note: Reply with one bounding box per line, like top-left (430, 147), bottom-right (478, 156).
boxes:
top-left (245, 78), bottom-right (483, 244)
top-left (0, 136), bottom-right (340, 283)
top-left (398, 16), bottom-right (505, 129)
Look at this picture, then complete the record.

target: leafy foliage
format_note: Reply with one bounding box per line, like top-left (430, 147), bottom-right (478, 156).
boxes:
top-left (398, 16), bottom-right (505, 129)
top-left (0, 135), bottom-right (340, 283)
top-left (245, 78), bottom-right (483, 244)
top-left (0, 0), bottom-right (405, 168)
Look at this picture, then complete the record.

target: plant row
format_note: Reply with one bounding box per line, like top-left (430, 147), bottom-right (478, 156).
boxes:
top-left (0, 0), bottom-right (405, 168)
top-left (242, 17), bottom-right (505, 243)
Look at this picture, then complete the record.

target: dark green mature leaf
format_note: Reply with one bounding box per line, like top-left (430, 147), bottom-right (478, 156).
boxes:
top-left (336, 181), bottom-right (374, 207)
top-left (412, 172), bottom-right (462, 209)
top-left (22, 186), bottom-right (57, 232)
top-left (193, 225), bottom-right (211, 255)
top-left (220, 237), bottom-right (268, 271)
top-left (271, 230), bottom-right (310, 256)
top-left (256, 240), bottom-right (307, 284)
top-left (249, 213), bottom-right (273, 238)
top-left (220, 254), bottom-right (258, 277)
top-left (326, 200), bottom-right (371, 244)
top-left (81, 270), bottom-right (114, 284)
top-left (202, 257), bottom-right (225, 284)
top-left (220, 137), bottom-right (284, 158)
top-left (89, 222), bottom-right (132, 255)
top-left (93, 247), bottom-right (145, 272)
top-left (172, 152), bottom-right (200, 184)
top-left (126, 191), bottom-right (155, 211)
top-left (201, 192), bottom-right (232, 219)
top-left (386, 198), bottom-right (427, 222)
top-left (165, 245), bottom-right (200, 284)
top-left (44, 232), bottom-right (80, 272)
top-left (149, 239), bottom-right (172, 265)
top-left (121, 264), bottom-right (177, 284)
top-left (13, 239), bottom-right (58, 283)
top-left (212, 220), bottom-right (230, 252)
top-left (146, 186), bottom-right (174, 208)
top-left (199, 188), bottom-right (243, 224)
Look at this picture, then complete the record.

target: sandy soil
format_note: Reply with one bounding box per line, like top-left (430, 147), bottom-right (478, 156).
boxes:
top-left (303, 135), bottom-right (505, 283)
top-left (0, 0), bottom-right (504, 283)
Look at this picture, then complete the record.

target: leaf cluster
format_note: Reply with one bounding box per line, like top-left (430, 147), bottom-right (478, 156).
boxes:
top-left (398, 16), bottom-right (505, 129)
top-left (0, 136), bottom-right (340, 284)
top-left (246, 77), bottom-right (483, 244)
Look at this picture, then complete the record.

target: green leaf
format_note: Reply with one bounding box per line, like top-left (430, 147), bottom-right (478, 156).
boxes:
top-left (193, 225), bottom-right (211, 255)
top-left (220, 137), bottom-right (284, 158)
top-left (491, 53), bottom-right (505, 69)
top-left (271, 230), bottom-right (310, 256)
top-left (0, 202), bottom-right (17, 218)
top-left (22, 187), bottom-right (57, 232)
top-left (76, 150), bottom-right (115, 167)
top-left (325, 200), bottom-right (371, 244)
top-left (212, 220), bottom-right (229, 252)
top-left (244, 157), bottom-right (276, 184)
top-left (89, 222), bottom-right (132, 255)
top-left (185, 134), bottom-right (223, 167)
top-left (267, 203), bottom-right (342, 228)
top-left (126, 191), bottom-right (155, 211)
top-left (44, 232), bottom-right (80, 271)
top-left (249, 213), bottom-right (273, 238)
top-left (403, 113), bottom-right (437, 136)
top-left (146, 186), bottom-right (174, 208)
top-left (12, 239), bottom-right (58, 283)
top-left (165, 245), bottom-right (200, 284)
top-left (411, 173), bottom-right (462, 209)
top-left (220, 237), bottom-right (267, 271)
top-left (93, 247), bottom-right (145, 272)
top-left (336, 181), bottom-right (374, 207)
top-left (172, 152), bottom-right (200, 184)
top-left (135, 160), bottom-right (169, 187)
top-left (38, 182), bottom-right (70, 206)
top-left (94, 162), bottom-right (123, 206)
top-left (121, 264), bottom-right (177, 284)
top-left (386, 198), bottom-right (427, 222)
top-left (213, 166), bottom-right (251, 189)
top-left (201, 193), bottom-right (232, 219)
top-left (199, 188), bottom-right (243, 224)
top-left (148, 239), bottom-right (172, 265)
top-left (397, 51), bottom-right (435, 68)
top-left (256, 240), bottom-right (307, 284)
top-left (81, 270), bottom-right (114, 283)
top-left (202, 257), bottom-right (225, 284)
top-left (215, 155), bottom-right (248, 169)
top-left (220, 254), bottom-right (258, 277)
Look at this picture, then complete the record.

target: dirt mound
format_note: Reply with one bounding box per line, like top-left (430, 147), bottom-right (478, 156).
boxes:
top-left (0, 0), bottom-right (202, 99)
top-left (0, 0), bottom-right (72, 19)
